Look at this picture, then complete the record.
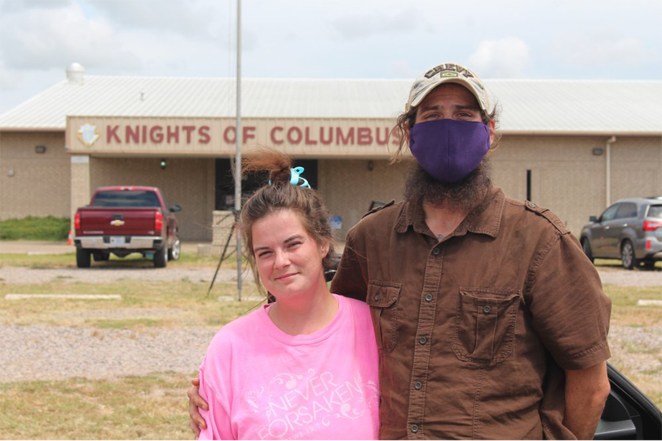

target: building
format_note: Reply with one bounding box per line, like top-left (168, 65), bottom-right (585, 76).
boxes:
top-left (1, 63), bottom-right (661, 243)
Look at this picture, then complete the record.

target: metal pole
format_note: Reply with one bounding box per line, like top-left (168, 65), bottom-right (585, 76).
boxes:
top-left (234, 0), bottom-right (243, 300)
top-left (605, 136), bottom-right (616, 207)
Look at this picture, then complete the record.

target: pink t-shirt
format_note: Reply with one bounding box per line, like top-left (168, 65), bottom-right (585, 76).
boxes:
top-left (198, 294), bottom-right (379, 440)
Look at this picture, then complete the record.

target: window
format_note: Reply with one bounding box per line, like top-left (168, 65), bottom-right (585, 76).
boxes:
top-left (648, 205), bottom-right (662, 219)
top-left (91, 190), bottom-right (160, 208)
top-left (615, 203), bottom-right (638, 219)
top-left (600, 204), bottom-right (620, 222)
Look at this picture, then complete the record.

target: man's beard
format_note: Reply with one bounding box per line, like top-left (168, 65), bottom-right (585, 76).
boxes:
top-left (404, 159), bottom-right (492, 212)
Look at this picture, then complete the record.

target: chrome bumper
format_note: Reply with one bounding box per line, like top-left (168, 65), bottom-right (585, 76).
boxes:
top-left (75, 236), bottom-right (163, 250)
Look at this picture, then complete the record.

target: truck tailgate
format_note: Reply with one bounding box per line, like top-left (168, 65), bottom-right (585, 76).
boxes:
top-left (78, 207), bottom-right (160, 236)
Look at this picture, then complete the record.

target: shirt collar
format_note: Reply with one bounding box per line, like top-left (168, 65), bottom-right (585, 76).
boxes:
top-left (395, 186), bottom-right (506, 238)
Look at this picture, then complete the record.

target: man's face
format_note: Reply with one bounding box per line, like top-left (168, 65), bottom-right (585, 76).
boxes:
top-left (413, 83), bottom-right (495, 143)
top-left (404, 83), bottom-right (494, 208)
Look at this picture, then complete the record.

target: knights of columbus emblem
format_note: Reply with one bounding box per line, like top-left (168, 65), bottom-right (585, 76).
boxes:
top-left (77, 123), bottom-right (100, 147)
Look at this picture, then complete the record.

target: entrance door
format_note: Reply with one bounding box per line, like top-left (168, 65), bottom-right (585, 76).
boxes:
top-left (215, 158), bottom-right (318, 210)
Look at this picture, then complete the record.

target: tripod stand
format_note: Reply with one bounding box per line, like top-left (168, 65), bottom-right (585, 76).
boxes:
top-left (206, 211), bottom-right (242, 298)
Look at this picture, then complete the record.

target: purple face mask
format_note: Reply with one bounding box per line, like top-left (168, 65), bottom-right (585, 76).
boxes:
top-left (410, 119), bottom-right (490, 184)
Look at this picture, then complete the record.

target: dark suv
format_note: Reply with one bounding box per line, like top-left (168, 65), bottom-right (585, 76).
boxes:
top-left (580, 197), bottom-right (662, 269)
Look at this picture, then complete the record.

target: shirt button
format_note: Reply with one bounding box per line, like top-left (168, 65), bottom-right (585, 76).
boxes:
top-left (374, 294), bottom-right (381, 301)
top-left (483, 305), bottom-right (492, 314)
top-left (418, 336), bottom-right (428, 345)
top-left (414, 381), bottom-right (423, 390)
top-left (432, 247), bottom-right (441, 256)
top-left (411, 424), bottom-right (420, 433)
top-left (424, 293), bottom-right (433, 302)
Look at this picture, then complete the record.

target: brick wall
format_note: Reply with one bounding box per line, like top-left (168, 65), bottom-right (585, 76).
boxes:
top-left (0, 132), bottom-right (70, 220)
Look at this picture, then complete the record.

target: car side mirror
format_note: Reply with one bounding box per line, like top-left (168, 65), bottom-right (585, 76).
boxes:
top-left (589, 215), bottom-right (598, 223)
top-left (169, 203), bottom-right (182, 213)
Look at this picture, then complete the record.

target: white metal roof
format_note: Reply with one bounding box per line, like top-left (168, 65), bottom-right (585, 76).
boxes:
top-left (1, 73), bottom-right (661, 135)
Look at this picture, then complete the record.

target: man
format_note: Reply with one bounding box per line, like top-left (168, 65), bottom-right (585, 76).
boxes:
top-left (189, 62), bottom-right (611, 439)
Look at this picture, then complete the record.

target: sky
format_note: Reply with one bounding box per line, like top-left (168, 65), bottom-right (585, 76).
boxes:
top-left (0, 0), bottom-right (660, 114)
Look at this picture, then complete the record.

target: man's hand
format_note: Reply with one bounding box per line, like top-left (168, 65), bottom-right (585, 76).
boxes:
top-left (564, 362), bottom-right (611, 439)
top-left (188, 377), bottom-right (209, 437)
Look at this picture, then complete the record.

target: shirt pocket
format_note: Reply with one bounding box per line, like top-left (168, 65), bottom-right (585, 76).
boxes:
top-left (366, 282), bottom-right (402, 353)
top-left (451, 289), bottom-right (520, 366)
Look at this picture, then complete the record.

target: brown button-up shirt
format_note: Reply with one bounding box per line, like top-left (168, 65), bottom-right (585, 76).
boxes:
top-left (331, 187), bottom-right (611, 439)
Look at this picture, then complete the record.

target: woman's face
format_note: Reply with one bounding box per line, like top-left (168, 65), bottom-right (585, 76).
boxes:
top-left (251, 209), bottom-right (329, 300)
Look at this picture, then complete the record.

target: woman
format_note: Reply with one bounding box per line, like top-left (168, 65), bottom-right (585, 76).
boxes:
top-left (197, 150), bottom-right (379, 440)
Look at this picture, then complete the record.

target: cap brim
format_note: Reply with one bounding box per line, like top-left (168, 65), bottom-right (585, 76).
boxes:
top-left (408, 77), bottom-right (488, 112)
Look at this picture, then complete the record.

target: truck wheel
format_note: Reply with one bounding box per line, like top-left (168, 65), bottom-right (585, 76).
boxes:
top-left (168, 238), bottom-right (181, 261)
top-left (154, 246), bottom-right (168, 268)
top-left (76, 248), bottom-right (91, 268)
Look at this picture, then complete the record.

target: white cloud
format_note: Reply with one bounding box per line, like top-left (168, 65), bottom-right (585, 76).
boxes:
top-left (86, 0), bottom-right (219, 36)
top-left (0, 0), bottom-right (72, 13)
top-left (469, 37), bottom-right (530, 78)
top-left (331, 7), bottom-right (416, 40)
top-left (556, 34), bottom-right (647, 66)
top-left (0, 2), bottom-right (141, 70)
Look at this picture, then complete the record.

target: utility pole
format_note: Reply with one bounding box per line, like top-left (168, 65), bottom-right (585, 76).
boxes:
top-left (234, 0), bottom-right (242, 300)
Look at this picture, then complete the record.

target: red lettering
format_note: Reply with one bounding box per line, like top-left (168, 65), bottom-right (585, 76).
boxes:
top-left (270, 126), bottom-right (284, 145)
top-left (357, 127), bottom-right (372, 145)
top-left (167, 126), bottom-right (180, 143)
top-left (224, 126), bottom-right (236, 144)
top-left (243, 126), bottom-right (256, 143)
top-left (182, 125), bottom-right (195, 143)
top-left (304, 127), bottom-right (317, 145)
top-left (126, 126), bottom-right (140, 143)
top-left (319, 127), bottom-right (333, 145)
top-left (107, 125), bottom-right (121, 144)
top-left (287, 127), bottom-right (302, 144)
top-left (199, 126), bottom-right (210, 144)
top-left (336, 127), bottom-right (355, 145)
top-left (375, 127), bottom-right (390, 145)
top-left (150, 125), bottom-right (164, 143)
top-left (142, 125), bottom-right (148, 142)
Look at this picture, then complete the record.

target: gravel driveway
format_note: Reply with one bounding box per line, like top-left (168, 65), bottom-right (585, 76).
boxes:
top-left (1, 264), bottom-right (661, 384)
top-left (0, 265), bottom-right (242, 284)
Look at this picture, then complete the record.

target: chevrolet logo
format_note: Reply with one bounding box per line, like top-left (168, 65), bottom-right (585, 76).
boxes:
top-left (110, 219), bottom-right (125, 227)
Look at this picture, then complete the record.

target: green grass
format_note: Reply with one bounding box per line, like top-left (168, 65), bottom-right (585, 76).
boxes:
top-left (0, 216), bottom-right (70, 241)
top-left (0, 373), bottom-right (194, 440)
top-left (0, 279), bottom-right (264, 328)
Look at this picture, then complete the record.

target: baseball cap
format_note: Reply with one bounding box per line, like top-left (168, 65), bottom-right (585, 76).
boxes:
top-left (405, 62), bottom-right (492, 114)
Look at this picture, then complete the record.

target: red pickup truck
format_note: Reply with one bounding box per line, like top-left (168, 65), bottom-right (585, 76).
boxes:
top-left (73, 186), bottom-right (182, 268)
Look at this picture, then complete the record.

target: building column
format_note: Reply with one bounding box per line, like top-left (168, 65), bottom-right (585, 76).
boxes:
top-left (70, 155), bottom-right (91, 221)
